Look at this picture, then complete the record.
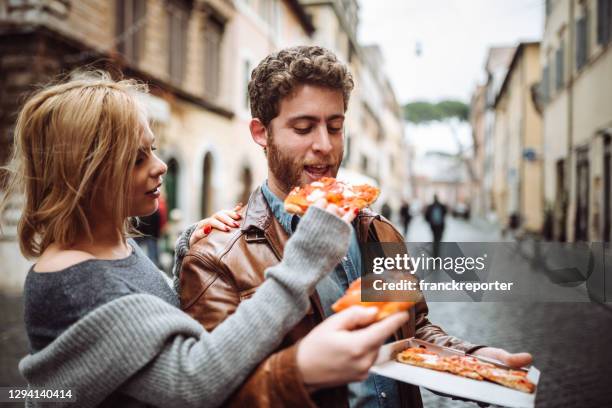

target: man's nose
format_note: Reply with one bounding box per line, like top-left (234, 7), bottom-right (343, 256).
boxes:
top-left (312, 126), bottom-right (333, 154)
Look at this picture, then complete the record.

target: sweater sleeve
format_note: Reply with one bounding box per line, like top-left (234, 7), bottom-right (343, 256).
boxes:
top-left (120, 206), bottom-right (351, 408)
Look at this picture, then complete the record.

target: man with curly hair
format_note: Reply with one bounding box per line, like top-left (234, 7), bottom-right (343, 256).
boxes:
top-left (179, 46), bottom-right (532, 407)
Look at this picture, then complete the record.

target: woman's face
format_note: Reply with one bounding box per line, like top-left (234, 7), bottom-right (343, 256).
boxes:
top-left (130, 120), bottom-right (167, 217)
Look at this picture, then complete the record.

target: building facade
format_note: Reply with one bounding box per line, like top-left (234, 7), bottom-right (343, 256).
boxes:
top-left (493, 42), bottom-right (543, 233)
top-left (0, 0), bottom-right (407, 290)
top-left (481, 46), bottom-right (516, 223)
top-left (540, 0), bottom-right (612, 242)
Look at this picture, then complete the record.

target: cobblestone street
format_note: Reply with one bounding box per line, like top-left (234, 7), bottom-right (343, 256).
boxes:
top-left (421, 301), bottom-right (612, 407)
top-left (406, 215), bottom-right (612, 407)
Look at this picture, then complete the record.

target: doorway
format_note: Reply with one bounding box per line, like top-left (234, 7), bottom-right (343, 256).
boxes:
top-left (575, 148), bottom-right (589, 241)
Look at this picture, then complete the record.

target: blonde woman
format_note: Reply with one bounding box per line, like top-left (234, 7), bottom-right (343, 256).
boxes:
top-left (1, 72), bottom-right (408, 407)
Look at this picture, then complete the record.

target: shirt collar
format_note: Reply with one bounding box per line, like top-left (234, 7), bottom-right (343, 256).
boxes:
top-left (261, 181), bottom-right (298, 235)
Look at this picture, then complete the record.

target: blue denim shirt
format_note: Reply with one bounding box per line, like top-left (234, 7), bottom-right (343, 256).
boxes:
top-left (261, 182), bottom-right (401, 408)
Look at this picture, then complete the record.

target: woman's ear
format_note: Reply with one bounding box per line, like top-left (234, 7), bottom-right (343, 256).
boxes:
top-left (249, 119), bottom-right (268, 149)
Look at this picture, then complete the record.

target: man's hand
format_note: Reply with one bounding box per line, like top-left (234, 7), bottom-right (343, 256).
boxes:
top-left (472, 347), bottom-right (533, 368)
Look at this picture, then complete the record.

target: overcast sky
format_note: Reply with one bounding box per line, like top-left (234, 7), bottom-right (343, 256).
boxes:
top-left (358, 0), bottom-right (544, 104)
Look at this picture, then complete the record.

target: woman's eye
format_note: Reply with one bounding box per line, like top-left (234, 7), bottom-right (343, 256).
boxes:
top-left (294, 127), bottom-right (311, 134)
top-left (135, 156), bottom-right (144, 165)
top-left (328, 127), bottom-right (342, 134)
top-left (151, 145), bottom-right (157, 151)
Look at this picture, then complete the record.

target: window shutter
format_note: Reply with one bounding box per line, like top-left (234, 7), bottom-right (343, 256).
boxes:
top-left (598, 0), bottom-right (612, 45)
top-left (576, 16), bottom-right (587, 69)
top-left (555, 43), bottom-right (564, 90)
top-left (542, 65), bottom-right (550, 103)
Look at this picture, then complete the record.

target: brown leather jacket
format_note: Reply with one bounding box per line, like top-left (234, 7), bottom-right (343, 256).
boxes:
top-left (180, 187), bottom-right (482, 408)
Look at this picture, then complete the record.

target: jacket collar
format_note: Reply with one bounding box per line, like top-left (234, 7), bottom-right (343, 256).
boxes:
top-left (241, 186), bottom-right (273, 234)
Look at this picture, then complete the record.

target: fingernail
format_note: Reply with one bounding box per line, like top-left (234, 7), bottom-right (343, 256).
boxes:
top-left (343, 206), bottom-right (349, 212)
top-left (353, 208), bottom-right (359, 215)
top-left (224, 227), bottom-right (230, 232)
top-left (233, 222), bottom-right (240, 227)
top-left (203, 225), bottom-right (212, 235)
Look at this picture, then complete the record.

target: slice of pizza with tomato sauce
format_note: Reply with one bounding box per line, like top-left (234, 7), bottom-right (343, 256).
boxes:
top-left (396, 347), bottom-right (535, 393)
top-left (284, 177), bottom-right (380, 215)
top-left (331, 278), bottom-right (415, 321)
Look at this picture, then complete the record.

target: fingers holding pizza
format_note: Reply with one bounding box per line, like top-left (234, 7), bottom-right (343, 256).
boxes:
top-left (311, 198), bottom-right (360, 224)
top-left (297, 305), bottom-right (409, 391)
top-left (332, 277), bottom-right (415, 321)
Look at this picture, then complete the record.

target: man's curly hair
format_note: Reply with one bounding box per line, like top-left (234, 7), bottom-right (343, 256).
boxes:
top-left (248, 46), bottom-right (354, 126)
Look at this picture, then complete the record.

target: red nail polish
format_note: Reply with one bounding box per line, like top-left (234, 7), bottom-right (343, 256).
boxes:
top-left (233, 222), bottom-right (240, 227)
top-left (353, 208), bottom-right (359, 215)
top-left (203, 225), bottom-right (212, 235)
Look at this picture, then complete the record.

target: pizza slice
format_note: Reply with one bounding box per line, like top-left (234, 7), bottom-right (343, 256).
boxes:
top-left (395, 346), bottom-right (536, 393)
top-left (284, 177), bottom-right (380, 215)
top-left (474, 366), bottom-right (536, 394)
top-left (331, 278), bottom-right (414, 321)
top-left (396, 347), bottom-right (451, 372)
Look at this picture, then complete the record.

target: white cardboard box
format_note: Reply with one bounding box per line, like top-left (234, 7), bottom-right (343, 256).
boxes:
top-left (370, 338), bottom-right (540, 408)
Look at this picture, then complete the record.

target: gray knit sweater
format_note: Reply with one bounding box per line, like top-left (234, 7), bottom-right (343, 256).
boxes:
top-left (19, 206), bottom-right (351, 408)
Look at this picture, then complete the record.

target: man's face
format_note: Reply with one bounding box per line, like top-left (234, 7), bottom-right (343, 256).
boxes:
top-left (264, 84), bottom-right (345, 197)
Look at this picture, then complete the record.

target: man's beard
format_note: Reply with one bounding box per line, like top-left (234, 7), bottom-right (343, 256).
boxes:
top-left (267, 134), bottom-right (343, 196)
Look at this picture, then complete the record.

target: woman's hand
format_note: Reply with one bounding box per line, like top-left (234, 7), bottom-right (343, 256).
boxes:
top-left (311, 198), bottom-right (359, 224)
top-left (189, 204), bottom-right (243, 247)
top-left (296, 306), bottom-right (409, 392)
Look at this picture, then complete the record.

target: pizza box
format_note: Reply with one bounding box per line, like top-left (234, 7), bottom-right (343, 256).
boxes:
top-left (370, 338), bottom-right (540, 408)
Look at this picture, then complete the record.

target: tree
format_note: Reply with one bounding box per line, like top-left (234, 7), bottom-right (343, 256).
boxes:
top-left (403, 99), bottom-right (476, 187)
top-left (402, 100), bottom-right (469, 124)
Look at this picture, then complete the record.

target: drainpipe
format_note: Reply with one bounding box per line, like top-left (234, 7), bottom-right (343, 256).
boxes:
top-left (566, 0), bottom-right (575, 240)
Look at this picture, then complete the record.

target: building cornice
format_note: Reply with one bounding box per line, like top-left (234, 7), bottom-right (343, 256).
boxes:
top-left (0, 22), bottom-right (234, 119)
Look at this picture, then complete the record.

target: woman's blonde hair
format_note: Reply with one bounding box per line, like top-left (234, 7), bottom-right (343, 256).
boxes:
top-left (1, 70), bottom-right (148, 258)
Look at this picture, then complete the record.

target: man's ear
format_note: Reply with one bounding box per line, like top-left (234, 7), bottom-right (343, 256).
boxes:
top-left (249, 119), bottom-right (268, 149)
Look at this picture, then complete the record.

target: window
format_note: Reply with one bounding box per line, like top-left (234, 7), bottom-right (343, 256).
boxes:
top-left (597, 0), bottom-right (612, 46)
top-left (166, 158), bottom-right (180, 211)
top-left (203, 16), bottom-right (224, 100)
top-left (555, 42), bottom-right (564, 90)
top-left (167, 0), bottom-right (190, 85)
top-left (116, 0), bottom-right (147, 63)
top-left (576, 13), bottom-right (588, 70)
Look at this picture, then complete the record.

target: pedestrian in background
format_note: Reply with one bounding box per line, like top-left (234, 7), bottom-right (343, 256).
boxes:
top-left (399, 200), bottom-right (412, 236)
top-left (381, 201), bottom-right (392, 221)
top-left (424, 194), bottom-right (447, 257)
